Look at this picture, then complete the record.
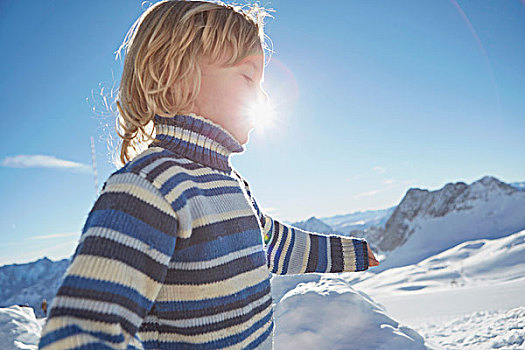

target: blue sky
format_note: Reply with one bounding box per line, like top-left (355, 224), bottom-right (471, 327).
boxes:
top-left (1, 0), bottom-right (524, 265)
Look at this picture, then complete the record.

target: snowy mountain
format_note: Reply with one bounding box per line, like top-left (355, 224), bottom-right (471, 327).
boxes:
top-left (510, 181), bottom-right (525, 190)
top-left (291, 216), bottom-right (334, 233)
top-left (290, 207), bottom-right (395, 236)
top-left (356, 175), bottom-right (525, 271)
top-left (289, 175), bottom-right (525, 273)
top-left (320, 206), bottom-right (396, 234)
top-left (0, 257), bottom-right (69, 317)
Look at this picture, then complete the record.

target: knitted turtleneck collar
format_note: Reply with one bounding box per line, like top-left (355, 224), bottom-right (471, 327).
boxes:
top-left (151, 113), bottom-right (245, 174)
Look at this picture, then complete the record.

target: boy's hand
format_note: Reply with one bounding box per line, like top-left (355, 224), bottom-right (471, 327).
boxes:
top-left (367, 244), bottom-right (380, 267)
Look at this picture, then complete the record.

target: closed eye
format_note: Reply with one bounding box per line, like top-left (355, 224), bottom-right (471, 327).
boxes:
top-left (243, 74), bottom-right (254, 83)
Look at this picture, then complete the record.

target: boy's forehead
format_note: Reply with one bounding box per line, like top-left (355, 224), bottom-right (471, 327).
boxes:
top-left (236, 53), bottom-right (265, 69)
top-left (200, 50), bottom-right (263, 65)
top-left (239, 53), bottom-right (264, 64)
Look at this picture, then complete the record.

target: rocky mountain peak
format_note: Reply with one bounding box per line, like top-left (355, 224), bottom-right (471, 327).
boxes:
top-left (358, 175), bottom-right (523, 253)
top-left (467, 175), bottom-right (516, 197)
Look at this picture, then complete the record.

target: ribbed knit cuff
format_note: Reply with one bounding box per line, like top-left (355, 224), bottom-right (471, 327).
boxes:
top-left (340, 237), bottom-right (369, 272)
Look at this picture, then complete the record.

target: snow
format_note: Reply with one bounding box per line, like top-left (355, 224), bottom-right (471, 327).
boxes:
top-left (350, 229), bottom-right (525, 293)
top-left (416, 307), bottom-right (525, 350)
top-left (356, 276), bottom-right (525, 327)
top-left (0, 305), bottom-right (42, 350)
top-left (344, 230), bottom-right (525, 349)
top-left (271, 274), bottom-right (427, 349)
top-left (270, 226), bottom-right (525, 349)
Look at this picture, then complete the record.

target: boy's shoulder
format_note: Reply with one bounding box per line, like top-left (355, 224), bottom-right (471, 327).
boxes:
top-left (101, 148), bottom-right (182, 190)
top-left (119, 146), bottom-right (197, 177)
top-left (105, 146), bottom-right (239, 203)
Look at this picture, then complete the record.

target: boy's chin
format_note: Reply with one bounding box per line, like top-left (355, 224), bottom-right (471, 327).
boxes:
top-left (235, 128), bottom-right (254, 145)
top-left (236, 133), bottom-right (249, 145)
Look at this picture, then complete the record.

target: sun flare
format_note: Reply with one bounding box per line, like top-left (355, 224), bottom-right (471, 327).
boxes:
top-left (245, 100), bottom-right (276, 132)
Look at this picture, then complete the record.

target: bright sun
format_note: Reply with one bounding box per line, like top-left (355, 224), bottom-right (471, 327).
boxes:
top-left (245, 99), bottom-right (276, 132)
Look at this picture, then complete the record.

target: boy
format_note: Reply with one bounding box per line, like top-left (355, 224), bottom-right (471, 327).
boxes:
top-left (38, 1), bottom-right (379, 349)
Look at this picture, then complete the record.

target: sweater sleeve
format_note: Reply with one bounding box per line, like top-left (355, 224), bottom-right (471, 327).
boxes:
top-left (233, 171), bottom-right (369, 275)
top-left (38, 170), bottom-right (178, 350)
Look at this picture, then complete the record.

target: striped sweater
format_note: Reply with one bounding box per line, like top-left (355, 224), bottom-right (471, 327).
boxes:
top-left (38, 113), bottom-right (370, 350)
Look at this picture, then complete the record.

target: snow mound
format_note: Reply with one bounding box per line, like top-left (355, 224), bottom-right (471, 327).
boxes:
top-left (271, 274), bottom-right (427, 350)
top-left (415, 306), bottom-right (525, 350)
top-left (0, 305), bottom-right (42, 350)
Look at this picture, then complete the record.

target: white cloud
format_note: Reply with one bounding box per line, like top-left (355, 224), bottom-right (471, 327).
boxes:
top-left (353, 188), bottom-right (387, 198)
top-left (373, 166), bottom-right (386, 174)
top-left (1, 154), bottom-right (91, 173)
top-left (0, 239), bottom-right (78, 265)
top-left (29, 232), bottom-right (80, 240)
top-left (352, 179), bottom-right (416, 199)
top-left (345, 173), bottom-right (365, 182)
top-left (347, 167), bottom-right (386, 182)
top-left (353, 179), bottom-right (399, 198)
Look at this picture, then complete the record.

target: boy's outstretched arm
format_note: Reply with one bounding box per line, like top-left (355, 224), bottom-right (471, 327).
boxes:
top-left (38, 170), bottom-right (178, 349)
top-left (233, 170), bottom-right (378, 275)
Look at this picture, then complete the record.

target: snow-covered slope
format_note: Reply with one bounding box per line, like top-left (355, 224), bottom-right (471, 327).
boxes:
top-left (0, 257), bottom-right (69, 317)
top-left (350, 229), bottom-right (525, 293)
top-left (0, 305), bottom-right (42, 350)
top-left (344, 230), bottom-right (525, 349)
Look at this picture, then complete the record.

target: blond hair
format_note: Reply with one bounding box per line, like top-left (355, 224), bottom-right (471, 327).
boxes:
top-left (114, 0), bottom-right (271, 166)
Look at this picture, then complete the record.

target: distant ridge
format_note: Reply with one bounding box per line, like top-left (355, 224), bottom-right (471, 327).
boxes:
top-left (0, 257), bottom-right (69, 317)
top-left (510, 181), bottom-right (525, 190)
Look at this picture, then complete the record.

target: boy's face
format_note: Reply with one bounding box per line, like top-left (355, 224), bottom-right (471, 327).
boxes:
top-left (190, 52), bottom-right (267, 145)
